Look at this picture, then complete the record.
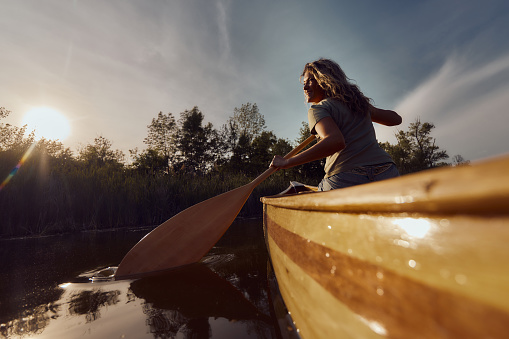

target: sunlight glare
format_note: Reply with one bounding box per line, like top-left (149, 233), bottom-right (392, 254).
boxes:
top-left (357, 315), bottom-right (388, 336)
top-left (22, 107), bottom-right (71, 141)
top-left (393, 218), bottom-right (432, 238)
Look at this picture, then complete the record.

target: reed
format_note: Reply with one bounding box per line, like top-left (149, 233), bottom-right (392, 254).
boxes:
top-left (0, 155), bottom-right (305, 237)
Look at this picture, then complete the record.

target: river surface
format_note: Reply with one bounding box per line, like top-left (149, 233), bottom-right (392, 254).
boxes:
top-left (0, 220), bottom-right (281, 338)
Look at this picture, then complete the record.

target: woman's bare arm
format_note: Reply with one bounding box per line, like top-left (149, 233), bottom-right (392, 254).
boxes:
top-left (370, 106), bottom-right (402, 126)
top-left (270, 116), bottom-right (345, 169)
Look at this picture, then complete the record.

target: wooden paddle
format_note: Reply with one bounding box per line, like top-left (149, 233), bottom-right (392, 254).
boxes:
top-left (115, 135), bottom-right (316, 278)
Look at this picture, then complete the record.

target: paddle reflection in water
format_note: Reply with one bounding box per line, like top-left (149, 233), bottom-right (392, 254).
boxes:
top-left (129, 263), bottom-right (272, 338)
top-left (0, 220), bottom-right (278, 338)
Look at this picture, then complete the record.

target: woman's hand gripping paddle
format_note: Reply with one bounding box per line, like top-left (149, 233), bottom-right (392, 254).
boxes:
top-left (115, 135), bottom-right (316, 278)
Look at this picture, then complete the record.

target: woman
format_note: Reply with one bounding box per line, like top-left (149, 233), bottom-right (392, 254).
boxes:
top-left (270, 58), bottom-right (402, 191)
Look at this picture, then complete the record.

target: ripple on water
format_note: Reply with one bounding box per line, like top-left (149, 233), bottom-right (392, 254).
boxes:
top-left (200, 253), bottom-right (236, 267)
top-left (76, 266), bottom-right (118, 282)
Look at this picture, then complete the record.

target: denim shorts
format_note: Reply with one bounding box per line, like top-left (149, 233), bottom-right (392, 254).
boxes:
top-left (318, 162), bottom-right (399, 191)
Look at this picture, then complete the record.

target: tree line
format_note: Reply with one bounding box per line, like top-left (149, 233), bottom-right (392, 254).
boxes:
top-left (379, 118), bottom-right (469, 174)
top-left (0, 104), bottom-right (465, 237)
top-left (132, 103), bottom-right (296, 177)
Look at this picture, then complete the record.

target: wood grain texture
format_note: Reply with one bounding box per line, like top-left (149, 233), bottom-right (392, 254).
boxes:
top-left (262, 154), bottom-right (509, 338)
top-left (115, 184), bottom-right (254, 277)
top-left (266, 214), bottom-right (509, 338)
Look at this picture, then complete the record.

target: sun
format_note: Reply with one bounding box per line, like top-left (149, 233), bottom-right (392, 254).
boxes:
top-left (22, 107), bottom-right (71, 142)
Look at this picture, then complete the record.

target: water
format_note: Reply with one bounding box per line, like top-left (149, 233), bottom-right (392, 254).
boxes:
top-left (0, 220), bottom-right (279, 338)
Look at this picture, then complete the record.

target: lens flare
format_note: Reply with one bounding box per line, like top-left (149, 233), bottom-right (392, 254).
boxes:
top-left (0, 143), bottom-right (36, 191)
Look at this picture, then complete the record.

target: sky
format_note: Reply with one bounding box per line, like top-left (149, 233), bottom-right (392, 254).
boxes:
top-left (1, 0), bottom-right (508, 163)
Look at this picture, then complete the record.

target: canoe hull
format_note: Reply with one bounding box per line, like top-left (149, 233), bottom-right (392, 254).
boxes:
top-left (262, 155), bottom-right (509, 338)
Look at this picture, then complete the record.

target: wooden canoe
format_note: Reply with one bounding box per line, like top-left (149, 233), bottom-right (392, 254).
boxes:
top-left (261, 155), bottom-right (509, 339)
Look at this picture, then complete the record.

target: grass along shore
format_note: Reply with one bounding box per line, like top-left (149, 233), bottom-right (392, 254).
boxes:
top-left (0, 166), bottom-right (315, 238)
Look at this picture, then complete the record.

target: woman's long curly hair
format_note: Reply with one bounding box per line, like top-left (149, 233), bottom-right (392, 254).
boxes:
top-left (301, 58), bottom-right (372, 115)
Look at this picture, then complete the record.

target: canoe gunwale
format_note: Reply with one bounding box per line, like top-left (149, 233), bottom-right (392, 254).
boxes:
top-left (262, 155), bottom-right (509, 216)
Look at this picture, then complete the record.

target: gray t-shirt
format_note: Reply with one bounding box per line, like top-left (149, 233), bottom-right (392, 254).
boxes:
top-left (307, 98), bottom-right (393, 178)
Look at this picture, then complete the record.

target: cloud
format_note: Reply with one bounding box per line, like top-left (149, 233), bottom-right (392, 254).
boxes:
top-left (2, 0), bottom-right (508, 160)
top-left (392, 53), bottom-right (509, 162)
top-left (215, 0), bottom-right (232, 60)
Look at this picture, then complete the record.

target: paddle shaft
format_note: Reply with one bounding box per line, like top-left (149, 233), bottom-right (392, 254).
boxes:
top-left (115, 134), bottom-right (316, 277)
top-left (250, 135), bottom-right (316, 187)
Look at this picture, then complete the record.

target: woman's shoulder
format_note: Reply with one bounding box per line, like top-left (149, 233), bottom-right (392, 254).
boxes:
top-left (311, 98), bottom-right (349, 114)
top-left (310, 98), bottom-right (336, 109)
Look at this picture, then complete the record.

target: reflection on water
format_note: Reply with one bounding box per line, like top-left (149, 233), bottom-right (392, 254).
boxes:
top-left (68, 288), bottom-right (121, 322)
top-left (0, 220), bottom-right (278, 338)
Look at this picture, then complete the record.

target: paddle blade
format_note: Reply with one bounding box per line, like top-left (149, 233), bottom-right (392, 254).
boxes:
top-left (115, 184), bottom-right (254, 278)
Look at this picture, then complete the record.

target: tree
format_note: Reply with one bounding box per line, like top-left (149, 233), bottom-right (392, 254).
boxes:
top-left (0, 107), bottom-right (10, 119)
top-left (294, 121), bottom-right (323, 180)
top-left (381, 118), bottom-right (449, 174)
top-left (229, 103), bottom-right (266, 142)
top-left (0, 107), bottom-right (35, 152)
top-left (35, 138), bottom-right (75, 172)
top-left (217, 102), bottom-right (268, 174)
top-left (249, 131), bottom-right (278, 174)
top-left (78, 136), bottom-right (125, 169)
top-left (175, 107), bottom-right (216, 174)
top-left (452, 154), bottom-right (470, 166)
top-left (408, 119), bottom-right (448, 169)
top-left (272, 137), bottom-right (293, 162)
top-left (224, 132), bottom-right (251, 173)
top-left (0, 107), bottom-right (38, 186)
top-left (143, 111), bottom-right (177, 170)
top-left (130, 148), bottom-right (168, 175)
top-left (218, 119), bottom-right (240, 161)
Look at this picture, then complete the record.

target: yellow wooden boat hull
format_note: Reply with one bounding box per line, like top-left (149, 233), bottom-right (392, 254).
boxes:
top-left (262, 155), bottom-right (509, 339)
